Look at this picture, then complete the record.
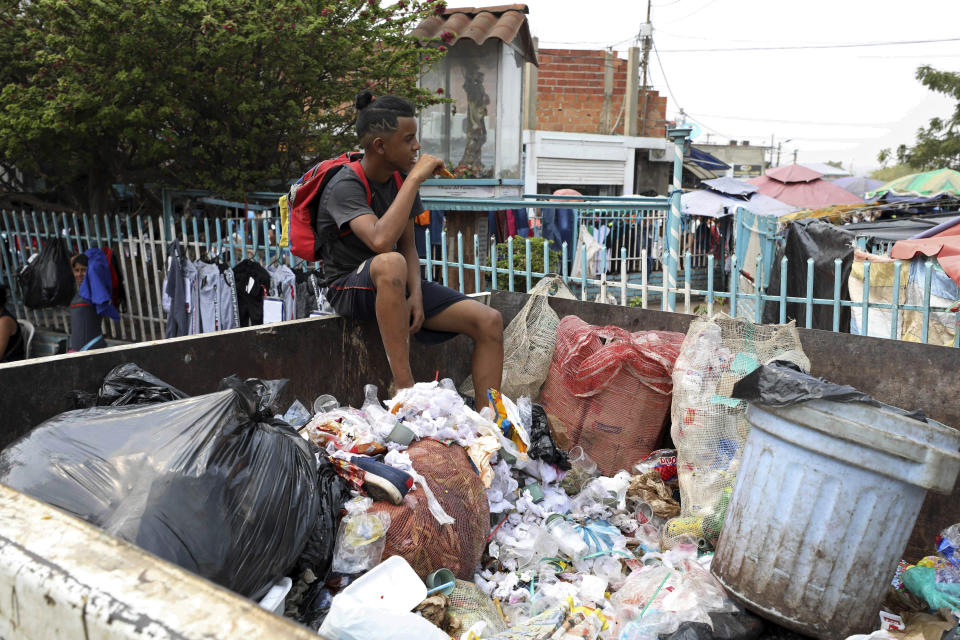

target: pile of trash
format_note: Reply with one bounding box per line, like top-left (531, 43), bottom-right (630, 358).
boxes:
top-left (4, 289), bottom-right (960, 640)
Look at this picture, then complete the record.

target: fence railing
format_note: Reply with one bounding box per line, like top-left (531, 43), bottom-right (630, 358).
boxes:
top-left (1, 199), bottom-right (957, 350)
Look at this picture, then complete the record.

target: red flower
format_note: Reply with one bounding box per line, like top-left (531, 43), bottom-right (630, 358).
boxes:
top-left (321, 8), bottom-right (330, 15)
top-left (440, 30), bottom-right (454, 44)
top-left (438, 45), bottom-right (447, 52)
top-left (436, 88), bottom-right (444, 94)
top-left (433, 2), bottom-right (447, 15)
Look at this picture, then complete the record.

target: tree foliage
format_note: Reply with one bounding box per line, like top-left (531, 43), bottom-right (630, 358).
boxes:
top-left (0, 0), bottom-right (447, 213)
top-left (869, 163), bottom-right (919, 182)
top-left (880, 66), bottom-right (960, 172)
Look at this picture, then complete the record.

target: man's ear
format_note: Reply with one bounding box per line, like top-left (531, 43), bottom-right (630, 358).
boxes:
top-left (371, 136), bottom-right (386, 156)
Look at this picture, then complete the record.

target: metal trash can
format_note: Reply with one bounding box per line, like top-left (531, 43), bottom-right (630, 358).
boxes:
top-left (712, 399), bottom-right (960, 639)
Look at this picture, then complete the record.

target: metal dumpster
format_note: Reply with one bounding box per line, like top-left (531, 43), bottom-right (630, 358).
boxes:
top-left (0, 291), bottom-right (957, 638)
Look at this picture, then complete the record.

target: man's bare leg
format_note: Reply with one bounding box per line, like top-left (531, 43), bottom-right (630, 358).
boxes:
top-left (421, 298), bottom-right (503, 401)
top-left (369, 253), bottom-right (415, 390)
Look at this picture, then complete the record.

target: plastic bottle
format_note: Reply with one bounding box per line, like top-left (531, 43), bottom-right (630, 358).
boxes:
top-left (544, 514), bottom-right (588, 559)
top-left (361, 384), bottom-right (400, 440)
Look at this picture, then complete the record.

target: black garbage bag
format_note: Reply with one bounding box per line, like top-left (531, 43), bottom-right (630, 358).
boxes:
top-left (762, 219), bottom-right (854, 332)
top-left (0, 377), bottom-right (319, 600)
top-left (295, 448), bottom-right (351, 580)
top-left (97, 363), bottom-right (189, 406)
top-left (731, 360), bottom-right (927, 422)
top-left (18, 237), bottom-right (74, 308)
top-left (528, 403), bottom-right (571, 470)
top-left (658, 611), bottom-right (765, 640)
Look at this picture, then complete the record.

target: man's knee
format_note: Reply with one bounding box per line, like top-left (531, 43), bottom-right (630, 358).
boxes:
top-left (369, 252), bottom-right (407, 289)
top-left (473, 306), bottom-right (503, 343)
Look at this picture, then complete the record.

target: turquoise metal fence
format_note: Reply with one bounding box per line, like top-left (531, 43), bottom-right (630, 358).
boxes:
top-left (1, 197), bottom-right (957, 349)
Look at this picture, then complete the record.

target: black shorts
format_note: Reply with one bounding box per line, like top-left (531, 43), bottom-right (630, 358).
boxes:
top-left (325, 259), bottom-right (469, 344)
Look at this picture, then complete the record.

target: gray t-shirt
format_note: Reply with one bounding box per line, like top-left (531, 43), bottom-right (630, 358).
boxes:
top-left (316, 165), bottom-right (424, 286)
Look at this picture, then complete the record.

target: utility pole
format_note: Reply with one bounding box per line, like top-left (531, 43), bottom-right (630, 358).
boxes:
top-left (624, 47), bottom-right (640, 136)
top-left (776, 142), bottom-right (782, 166)
top-left (638, 0), bottom-right (653, 137)
top-left (792, 148), bottom-right (798, 164)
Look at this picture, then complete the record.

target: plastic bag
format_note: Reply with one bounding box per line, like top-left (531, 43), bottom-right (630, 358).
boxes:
top-left (331, 497), bottom-right (391, 575)
top-left (731, 360), bottom-right (929, 422)
top-left (319, 591), bottom-right (449, 640)
top-left (18, 237), bottom-right (74, 308)
top-left (283, 399), bottom-right (313, 427)
top-left (461, 275), bottom-right (574, 400)
top-left (666, 314), bottom-right (808, 549)
top-left (541, 315), bottom-right (684, 476)
top-left (0, 376), bottom-right (318, 599)
top-left (96, 362), bottom-right (189, 406)
top-left (527, 402), bottom-right (570, 469)
top-left (295, 450), bottom-right (352, 581)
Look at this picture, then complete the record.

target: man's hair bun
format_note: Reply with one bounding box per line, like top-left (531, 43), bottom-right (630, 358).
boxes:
top-left (355, 90), bottom-right (375, 111)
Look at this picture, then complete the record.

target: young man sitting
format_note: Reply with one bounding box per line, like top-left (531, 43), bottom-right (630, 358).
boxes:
top-left (316, 91), bottom-right (503, 400)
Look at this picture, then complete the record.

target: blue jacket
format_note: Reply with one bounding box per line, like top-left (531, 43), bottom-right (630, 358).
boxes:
top-left (79, 248), bottom-right (120, 321)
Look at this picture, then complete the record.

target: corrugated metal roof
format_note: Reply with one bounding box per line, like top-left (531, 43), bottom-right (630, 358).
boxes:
top-left (411, 4), bottom-right (538, 66)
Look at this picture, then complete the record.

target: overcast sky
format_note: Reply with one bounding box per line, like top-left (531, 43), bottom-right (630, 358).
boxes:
top-left (513, 0), bottom-right (960, 173)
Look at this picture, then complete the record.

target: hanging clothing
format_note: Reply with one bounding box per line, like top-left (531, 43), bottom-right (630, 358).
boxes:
top-left (294, 270), bottom-right (317, 319)
top-left (164, 240), bottom-right (189, 338)
top-left (196, 261), bottom-right (238, 333)
top-left (184, 259), bottom-right (201, 335)
top-left (514, 208), bottom-right (530, 238)
top-left (268, 264), bottom-right (296, 322)
top-left (233, 259), bottom-right (271, 326)
top-left (101, 247), bottom-right (126, 311)
top-left (505, 209), bottom-right (517, 238)
top-left (79, 249), bottom-right (120, 321)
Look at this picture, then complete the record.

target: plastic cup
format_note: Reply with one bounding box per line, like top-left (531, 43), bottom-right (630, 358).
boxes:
top-left (313, 394), bottom-right (339, 415)
top-left (524, 482), bottom-right (545, 503)
top-left (424, 568), bottom-right (456, 596)
top-left (387, 423), bottom-right (416, 446)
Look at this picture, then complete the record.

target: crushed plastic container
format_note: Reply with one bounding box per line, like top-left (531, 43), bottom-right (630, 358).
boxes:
top-left (258, 577), bottom-right (293, 615)
top-left (339, 555), bottom-right (427, 613)
top-left (712, 399), bottom-right (960, 640)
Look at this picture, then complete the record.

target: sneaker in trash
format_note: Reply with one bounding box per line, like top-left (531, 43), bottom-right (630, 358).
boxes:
top-left (350, 456), bottom-right (414, 505)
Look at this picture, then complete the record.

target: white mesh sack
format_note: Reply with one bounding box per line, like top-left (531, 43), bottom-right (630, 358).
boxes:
top-left (663, 313), bottom-right (809, 549)
top-left (461, 275), bottom-right (574, 400)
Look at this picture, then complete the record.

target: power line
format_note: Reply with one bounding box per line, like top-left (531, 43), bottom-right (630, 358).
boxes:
top-left (687, 113), bottom-right (893, 127)
top-left (660, 0), bottom-right (720, 25)
top-left (658, 36), bottom-right (960, 53)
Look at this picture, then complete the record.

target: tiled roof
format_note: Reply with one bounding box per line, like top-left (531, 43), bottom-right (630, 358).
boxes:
top-left (411, 4), bottom-right (538, 66)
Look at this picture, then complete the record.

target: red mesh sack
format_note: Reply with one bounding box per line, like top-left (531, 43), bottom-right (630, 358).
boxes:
top-left (540, 315), bottom-right (684, 476)
top-left (368, 439), bottom-right (489, 580)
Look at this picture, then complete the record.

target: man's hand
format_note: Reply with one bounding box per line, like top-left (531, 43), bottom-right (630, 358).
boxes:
top-left (408, 291), bottom-right (425, 334)
top-left (409, 154), bottom-right (446, 184)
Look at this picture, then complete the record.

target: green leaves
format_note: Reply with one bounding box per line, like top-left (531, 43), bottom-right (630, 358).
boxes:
top-left (0, 0), bottom-right (446, 211)
top-left (895, 66), bottom-right (960, 171)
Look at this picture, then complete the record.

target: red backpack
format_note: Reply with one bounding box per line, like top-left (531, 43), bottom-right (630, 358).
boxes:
top-left (283, 152), bottom-right (403, 261)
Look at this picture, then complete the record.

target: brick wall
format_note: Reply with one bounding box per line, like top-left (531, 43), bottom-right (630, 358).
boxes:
top-left (536, 49), bottom-right (667, 137)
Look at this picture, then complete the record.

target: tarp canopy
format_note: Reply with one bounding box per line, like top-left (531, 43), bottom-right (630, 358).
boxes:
top-left (867, 168), bottom-right (960, 200)
top-left (891, 219), bottom-right (960, 288)
top-left (681, 187), bottom-right (796, 219)
top-left (749, 163), bottom-right (864, 208)
top-left (833, 176), bottom-right (884, 200)
top-left (686, 146), bottom-right (730, 172)
top-left (702, 177), bottom-right (757, 196)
